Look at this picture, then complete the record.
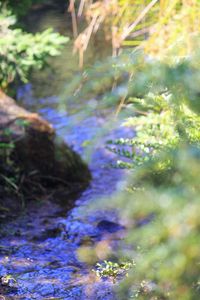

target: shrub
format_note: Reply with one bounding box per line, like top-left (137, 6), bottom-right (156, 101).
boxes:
top-left (67, 48), bottom-right (200, 299)
top-left (101, 53), bottom-right (200, 299)
top-left (0, 6), bottom-right (68, 89)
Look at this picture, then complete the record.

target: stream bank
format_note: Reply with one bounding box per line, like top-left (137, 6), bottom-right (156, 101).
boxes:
top-left (0, 90), bottom-right (91, 218)
top-left (0, 86), bottom-right (131, 299)
top-left (0, 5), bottom-right (131, 299)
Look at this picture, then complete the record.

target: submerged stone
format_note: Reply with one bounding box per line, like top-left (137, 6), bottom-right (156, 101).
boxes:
top-left (97, 220), bottom-right (125, 234)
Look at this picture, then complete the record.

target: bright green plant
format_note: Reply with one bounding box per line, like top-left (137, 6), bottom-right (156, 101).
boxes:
top-left (0, 6), bottom-right (68, 89)
top-left (100, 54), bottom-right (200, 299)
top-left (64, 45), bottom-right (200, 164)
top-left (94, 260), bottom-right (135, 283)
top-left (111, 144), bottom-right (200, 300)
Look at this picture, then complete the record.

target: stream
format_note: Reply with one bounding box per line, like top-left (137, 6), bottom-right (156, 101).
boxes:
top-left (0, 6), bottom-right (132, 299)
top-left (0, 87), bottom-right (130, 299)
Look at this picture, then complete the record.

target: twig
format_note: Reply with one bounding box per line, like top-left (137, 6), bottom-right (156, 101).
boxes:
top-left (78, 0), bottom-right (85, 17)
top-left (68, 0), bottom-right (78, 38)
top-left (121, 0), bottom-right (159, 41)
top-left (115, 72), bottom-right (134, 117)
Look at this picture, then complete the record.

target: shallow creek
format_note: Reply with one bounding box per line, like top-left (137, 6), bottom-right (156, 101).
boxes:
top-left (0, 85), bottom-right (132, 299)
top-left (0, 6), bottom-right (133, 299)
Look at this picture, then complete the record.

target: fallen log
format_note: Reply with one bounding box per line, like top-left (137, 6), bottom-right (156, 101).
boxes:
top-left (0, 90), bottom-right (90, 205)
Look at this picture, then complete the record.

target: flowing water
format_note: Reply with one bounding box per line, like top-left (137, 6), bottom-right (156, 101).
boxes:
top-left (0, 6), bottom-right (133, 299)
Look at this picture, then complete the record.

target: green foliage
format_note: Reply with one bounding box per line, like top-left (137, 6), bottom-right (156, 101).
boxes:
top-left (4, 0), bottom-right (33, 17)
top-left (68, 46), bottom-right (200, 298)
top-left (0, 7), bottom-right (68, 89)
top-left (94, 260), bottom-right (135, 283)
top-left (3, 0), bottom-right (47, 17)
top-left (103, 54), bottom-right (200, 299)
top-left (114, 146), bottom-right (200, 300)
top-left (107, 92), bottom-right (200, 169)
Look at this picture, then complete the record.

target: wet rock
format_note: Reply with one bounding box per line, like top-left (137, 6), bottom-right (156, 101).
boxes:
top-left (0, 246), bottom-right (18, 256)
top-left (96, 220), bottom-right (125, 234)
top-left (64, 220), bottom-right (99, 245)
top-left (0, 91), bottom-right (91, 212)
top-left (34, 283), bottom-right (56, 297)
top-left (0, 266), bottom-right (7, 277)
top-left (75, 281), bottom-right (118, 300)
top-left (30, 227), bottom-right (62, 242)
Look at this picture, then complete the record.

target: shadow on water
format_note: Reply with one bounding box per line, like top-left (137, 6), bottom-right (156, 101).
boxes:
top-left (0, 6), bottom-right (133, 299)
